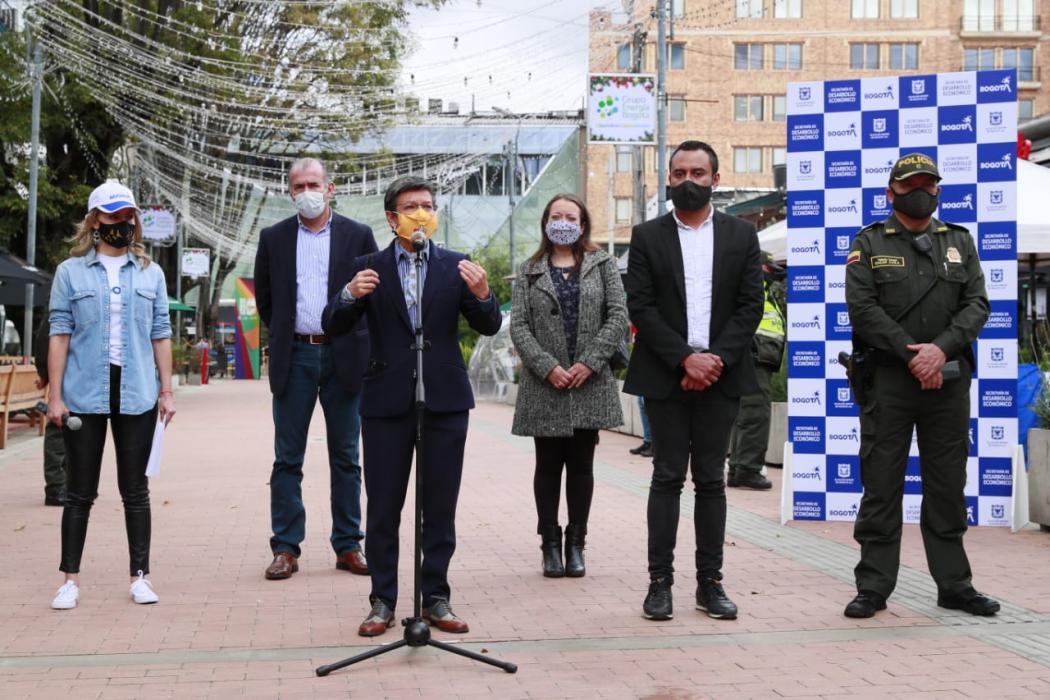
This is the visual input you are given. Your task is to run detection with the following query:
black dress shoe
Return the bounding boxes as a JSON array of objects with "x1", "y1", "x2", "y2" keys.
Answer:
[
  {"x1": 642, "y1": 577, "x2": 673, "y2": 620},
  {"x1": 844, "y1": 591, "x2": 887, "y2": 618},
  {"x1": 629, "y1": 441, "x2": 652, "y2": 456},
  {"x1": 44, "y1": 493, "x2": 65, "y2": 507},
  {"x1": 696, "y1": 579, "x2": 738, "y2": 620},
  {"x1": 937, "y1": 590, "x2": 1000, "y2": 616},
  {"x1": 728, "y1": 472, "x2": 772, "y2": 490}
]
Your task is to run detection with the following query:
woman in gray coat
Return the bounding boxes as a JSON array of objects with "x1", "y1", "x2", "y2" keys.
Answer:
[{"x1": 510, "y1": 193, "x2": 628, "y2": 578}]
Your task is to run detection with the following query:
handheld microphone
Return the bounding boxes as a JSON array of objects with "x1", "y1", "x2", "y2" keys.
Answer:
[
  {"x1": 410, "y1": 229, "x2": 427, "y2": 252},
  {"x1": 36, "y1": 401, "x2": 81, "y2": 430}
]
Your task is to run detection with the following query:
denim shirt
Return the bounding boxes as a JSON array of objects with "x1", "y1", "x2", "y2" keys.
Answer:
[{"x1": 49, "y1": 248, "x2": 171, "y2": 415}]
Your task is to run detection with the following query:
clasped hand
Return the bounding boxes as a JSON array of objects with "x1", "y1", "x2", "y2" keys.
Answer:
[
  {"x1": 906, "y1": 342, "x2": 945, "y2": 391},
  {"x1": 547, "y1": 363, "x2": 594, "y2": 390},
  {"x1": 680, "y1": 352, "x2": 722, "y2": 391}
]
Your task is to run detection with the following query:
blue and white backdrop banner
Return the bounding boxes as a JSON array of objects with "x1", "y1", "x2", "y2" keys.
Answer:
[{"x1": 785, "y1": 70, "x2": 1018, "y2": 527}]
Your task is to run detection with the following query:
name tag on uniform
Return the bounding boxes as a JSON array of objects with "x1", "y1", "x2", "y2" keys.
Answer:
[{"x1": 870, "y1": 255, "x2": 905, "y2": 269}]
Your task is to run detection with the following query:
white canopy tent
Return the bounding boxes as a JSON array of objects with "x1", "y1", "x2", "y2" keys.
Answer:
[{"x1": 759, "y1": 159, "x2": 1050, "y2": 261}]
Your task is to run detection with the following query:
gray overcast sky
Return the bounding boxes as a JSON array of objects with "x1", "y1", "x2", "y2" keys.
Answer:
[{"x1": 401, "y1": 0, "x2": 620, "y2": 115}]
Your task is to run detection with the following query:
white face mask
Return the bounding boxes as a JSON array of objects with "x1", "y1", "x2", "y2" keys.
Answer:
[{"x1": 294, "y1": 190, "x2": 326, "y2": 219}]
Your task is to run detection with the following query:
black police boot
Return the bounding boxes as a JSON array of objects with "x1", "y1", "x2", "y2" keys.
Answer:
[
  {"x1": 564, "y1": 523, "x2": 587, "y2": 578},
  {"x1": 844, "y1": 591, "x2": 887, "y2": 618},
  {"x1": 937, "y1": 589, "x2": 1000, "y2": 616},
  {"x1": 540, "y1": 525, "x2": 564, "y2": 578}
]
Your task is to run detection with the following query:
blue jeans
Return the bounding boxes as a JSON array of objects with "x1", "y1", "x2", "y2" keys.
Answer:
[
  {"x1": 270, "y1": 342, "x2": 363, "y2": 557},
  {"x1": 639, "y1": 396, "x2": 652, "y2": 443}
]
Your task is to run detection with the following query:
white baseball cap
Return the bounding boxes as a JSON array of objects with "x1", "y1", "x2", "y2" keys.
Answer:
[{"x1": 87, "y1": 181, "x2": 139, "y2": 213}]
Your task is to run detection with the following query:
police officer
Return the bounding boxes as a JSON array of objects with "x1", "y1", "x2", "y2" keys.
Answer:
[
  {"x1": 727, "y1": 252, "x2": 785, "y2": 490},
  {"x1": 843, "y1": 153, "x2": 999, "y2": 618}
]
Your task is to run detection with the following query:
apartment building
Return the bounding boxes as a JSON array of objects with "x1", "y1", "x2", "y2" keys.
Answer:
[{"x1": 586, "y1": 0, "x2": 1050, "y2": 245}]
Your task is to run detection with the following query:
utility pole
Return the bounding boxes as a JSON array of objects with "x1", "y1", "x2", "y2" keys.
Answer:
[
  {"x1": 655, "y1": 0, "x2": 668, "y2": 215},
  {"x1": 506, "y1": 135, "x2": 519, "y2": 273},
  {"x1": 631, "y1": 23, "x2": 647, "y2": 227},
  {"x1": 23, "y1": 36, "x2": 42, "y2": 358}
]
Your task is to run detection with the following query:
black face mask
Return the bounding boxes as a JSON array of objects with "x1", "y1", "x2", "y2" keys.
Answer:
[
  {"x1": 666, "y1": 180, "x2": 712, "y2": 212},
  {"x1": 891, "y1": 188, "x2": 938, "y2": 220},
  {"x1": 97, "y1": 220, "x2": 134, "y2": 249}
]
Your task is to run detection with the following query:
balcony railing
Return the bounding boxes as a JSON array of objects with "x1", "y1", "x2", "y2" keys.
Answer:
[{"x1": 961, "y1": 14, "x2": 1041, "y2": 32}]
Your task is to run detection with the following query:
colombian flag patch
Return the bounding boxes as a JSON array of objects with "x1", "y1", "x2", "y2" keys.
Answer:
[{"x1": 846, "y1": 251, "x2": 861, "y2": 266}]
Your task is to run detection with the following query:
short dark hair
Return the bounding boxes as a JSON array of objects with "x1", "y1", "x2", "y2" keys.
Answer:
[
  {"x1": 669, "y1": 140, "x2": 719, "y2": 175},
  {"x1": 384, "y1": 176, "x2": 436, "y2": 212}
]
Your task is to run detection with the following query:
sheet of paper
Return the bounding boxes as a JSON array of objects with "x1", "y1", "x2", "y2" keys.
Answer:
[{"x1": 145, "y1": 421, "x2": 165, "y2": 478}]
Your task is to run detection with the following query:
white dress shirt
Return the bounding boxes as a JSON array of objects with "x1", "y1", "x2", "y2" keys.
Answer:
[
  {"x1": 675, "y1": 207, "x2": 715, "y2": 351},
  {"x1": 294, "y1": 214, "x2": 332, "y2": 335}
]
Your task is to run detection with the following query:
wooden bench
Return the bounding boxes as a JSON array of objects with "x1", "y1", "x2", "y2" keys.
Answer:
[{"x1": 0, "y1": 364, "x2": 45, "y2": 449}]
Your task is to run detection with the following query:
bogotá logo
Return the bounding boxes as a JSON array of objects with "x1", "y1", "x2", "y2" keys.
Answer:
[
  {"x1": 980, "y1": 153, "x2": 1013, "y2": 171},
  {"x1": 980, "y1": 75, "x2": 1013, "y2": 94},
  {"x1": 792, "y1": 467, "x2": 821, "y2": 480},
  {"x1": 829, "y1": 503, "x2": 860, "y2": 518},
  {"x1": 828, "y1": 123, "x2": 857, "y2": 138},
  {"x1": 792, "y1": 315, "x2": 821, "y2": 329},
  {"x1": 799, "y1": 86, "x2": 811, "y2": 101},
  {"x1": 792, "y1": 391, "x2": 822, "y2": 406},
  {"x1": 864, "y1": 84, "x2": 894, "y2": 100},
  {"x1": 828, "y1": 199, "x2": 858, "y2": 214},
  {"x1": 941, "y1": 115, "x2": 973, "y2": 132},
  {"x1": 941, "y1": 193, "x2": 974, "y2": 210}
]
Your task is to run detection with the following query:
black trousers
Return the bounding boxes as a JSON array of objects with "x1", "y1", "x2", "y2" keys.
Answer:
[
  {"x1": 645, "y1": 388, "x2": 739, "y2": 582},
  {"x1": 60, "y1": 364, "x2": 158, "y2": 576},
  {"x1": 362, "y1": 409, "x2": 468, "y2": 610},
  {"x1": 533, "y1": 429, "x2": 598, "y2": 532}
]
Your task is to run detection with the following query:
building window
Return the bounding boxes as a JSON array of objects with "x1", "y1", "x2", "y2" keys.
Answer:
[
  {"x1": 963, "y1": 0, "x2": 995, "y2": 31},
  {"x1": 736, "y1": 0, "x2": 763, "y2": 18},
  {"x1": 890, "y1": 0, "x2": 918, "y2": 18},
  {"x1": 734, "y1": 147, "x2": 763, "y2": 173},
  {"x1": 734, "y1": 95, "x2": 765, "y2": 121},
  {"x1": 615, "y1": 148, "x2": 633, "y2": 172},
  {"x1": 963, "y1": 47, "x2": 995, "y2": 71},
  {"x1": 851, "y1": 0, "x2": 879, "y2": 18},
  {"x1": 669, "y1": 96, "x2": 686, "y2": 122},
  {"x1": 774, "y1": 0, "x2": 802, "y2": 18},
  {"x1": 735, "y1": 43, "x2": 764, "y2": 70},
  {"x1": 672, "y1": 0, "x2": 686, "y2": 18},
  {"x1": 773, "y1": 95, "x2": 787, "y2": 121},
  {"x1": 1019, "y1": 99, "x2": 1034, "y2": 120},
  {"x1": 617, "y1": 44, "x2": 631, "y2": 70},
  {"x1": 615, "y1": 197, "x2": 632, "y2": 224},
  {"x1": 889, "y1": 43, "x2": 918, "y2": 70},
  {"x1": 669, "y1": 43, "x2": 685, "y2": 70},
  {"x1": 1002, "y1": 47, "x2": 1035, "y2": 81},
  {"x1": 1002, "y1": 0, "x2": 1035, "y2": 30},
  {"x1": 773, "y1": 43, "x2": 802, "y2": 70},
  {"x1": 772, "y1": 147, "x2": 787, "y2": 166},
  {"x1": 851, "y1": 43, "x2": 880, "y2": 69}
]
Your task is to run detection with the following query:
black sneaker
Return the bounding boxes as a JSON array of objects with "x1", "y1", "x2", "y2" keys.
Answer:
[
  {"x1": 844, "y1": 591, "x2": 887, "y2": 618},
  {"x1": 937, "y1": 590, "x2": 1000, "y2": 616},
  {"x1": 629, "y1": 441, "x2": 652, "y2": 456},
  {"x1": 642, "y1": 577, "x2": 673, "y2": 620},
  {"x1": 696, "y1": 579, "x2": 738, "y2": 620},
  {"x1": 729, "y1": 472, "x2": 773, "y2": 490}
]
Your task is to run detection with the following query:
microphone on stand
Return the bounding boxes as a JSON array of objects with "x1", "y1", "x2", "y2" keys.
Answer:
[{"x1": 410, "y1": 229, "x2": 427, "y2": 252}]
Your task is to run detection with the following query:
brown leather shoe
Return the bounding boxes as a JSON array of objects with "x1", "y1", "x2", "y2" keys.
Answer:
[
  {"x1": 264, "y1": 552, "x2": 299, "y2": 580},
  {"x1": 335, "y1": 549, "x2": 369, "y2": 575},
  {"x1": 358, "y1": 599, "x2": 395, "y2": 637},
  {"x1": 423, "y1": 599, "x2": 469, "y2": 634}
]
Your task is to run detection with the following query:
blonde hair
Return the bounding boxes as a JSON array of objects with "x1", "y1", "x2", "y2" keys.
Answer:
[{"x1": 70, "y1": 209, "x2": 151, "y2": 266}]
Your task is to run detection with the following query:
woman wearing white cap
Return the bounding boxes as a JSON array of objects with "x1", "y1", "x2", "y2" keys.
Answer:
[{"x1": 47, "y1": 181, "x2": 176, "y2": 610}]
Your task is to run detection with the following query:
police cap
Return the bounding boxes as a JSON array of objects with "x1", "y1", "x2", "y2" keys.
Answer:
[{"x1": 890, "y1": 152, "x2": 941, "y2": 183}]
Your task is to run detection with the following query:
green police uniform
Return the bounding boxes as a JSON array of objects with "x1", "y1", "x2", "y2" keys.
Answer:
[
  {"x1": 844, "y1": 213, "x2": 989, "y2": 600},
  {"x1": 728, "y1": 282, "x2": 784, "y2": 477}
]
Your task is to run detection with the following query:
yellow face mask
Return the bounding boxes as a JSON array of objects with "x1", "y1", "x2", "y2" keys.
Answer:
[{"x1": 393, "y1": 208, "x2": 439, "y2": 240}]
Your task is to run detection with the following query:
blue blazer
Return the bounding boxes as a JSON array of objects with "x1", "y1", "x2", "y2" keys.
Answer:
[
  {"x1": 254, "y1": 212, "x2": 378, "y2": 397},
  {"x1": 322, "y1": 239, "x2": 502, "y2": 418}
]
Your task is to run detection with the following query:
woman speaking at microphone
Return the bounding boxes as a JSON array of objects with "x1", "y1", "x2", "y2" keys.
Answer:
[{"x1": 46, "y1": 182, "x2": 175, "y2": 610}]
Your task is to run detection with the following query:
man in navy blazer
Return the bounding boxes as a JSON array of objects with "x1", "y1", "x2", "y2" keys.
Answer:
[
  {"x1": 323, "y1": 176, "x2": 502, "y2": 638},
  {"x1": 254, "y1": 158, "x2": 378, "y2": 581}
]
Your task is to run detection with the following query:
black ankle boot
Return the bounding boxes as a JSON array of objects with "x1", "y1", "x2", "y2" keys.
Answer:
[
  {"x1": 540, "y1": 525, "x2": 564, "y2": 578},
  {"x1": 564, "y1": 523, "x2": 586, "y2": 577}
]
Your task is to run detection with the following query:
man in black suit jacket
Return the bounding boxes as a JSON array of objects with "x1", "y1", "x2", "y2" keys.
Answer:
[
  {"x1": 254, "y1": 158, "x2": 378, "y2": 581},
  {"x1": 323, "y1": 176, "x2": 501, "y2": 638},
  {"x1": 624, "y1": 141, "x2": 763, "y2": 622}
]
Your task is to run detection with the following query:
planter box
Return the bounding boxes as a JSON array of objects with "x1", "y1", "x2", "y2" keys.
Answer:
[
  {"x1": 767, "y1": 402, "x2": 787, "y2": 466},
  {"x1": 1027, "y1": 428, "x2": 1050, "y2": 529}
]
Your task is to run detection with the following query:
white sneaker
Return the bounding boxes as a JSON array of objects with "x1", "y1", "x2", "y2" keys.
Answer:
[
  {"x1": 130, "y1": 572, "x2": 159, "y2": 604},
  {"x1": 51, "y1": 581, "x2": 79, "y2": 610}
]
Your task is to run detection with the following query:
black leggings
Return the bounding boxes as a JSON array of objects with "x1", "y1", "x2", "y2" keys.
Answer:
[
  {"x1": 60, "y1": 364, "x2": 157, "y2": 576},
  {"x1": 533, "y1": 429, "x2": 598, "y2": 533}
]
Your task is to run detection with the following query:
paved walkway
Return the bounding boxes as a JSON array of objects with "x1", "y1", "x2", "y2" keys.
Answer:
[{"x1": 1, "y1": 379, "x2": 1049, "y2": 699}]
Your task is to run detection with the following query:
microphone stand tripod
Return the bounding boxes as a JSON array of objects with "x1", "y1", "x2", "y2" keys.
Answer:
[{"x1": 317, "y1": 239, "x2": 516, "y2": 677}]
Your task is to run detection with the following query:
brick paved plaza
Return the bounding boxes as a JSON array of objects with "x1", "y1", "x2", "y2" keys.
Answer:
[{"x1": 1, "y1": 380, "x2": 1049, "y2": 699}]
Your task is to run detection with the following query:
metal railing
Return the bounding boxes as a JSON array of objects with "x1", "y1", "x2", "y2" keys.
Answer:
[{"x1": 961, "y1": 14, "x2": 1041, "y2": 32}]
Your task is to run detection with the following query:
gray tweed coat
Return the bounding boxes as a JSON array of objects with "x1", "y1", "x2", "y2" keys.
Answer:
[{"x1": 510, "y1": 249, "x2": 628, "y2": 437}]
